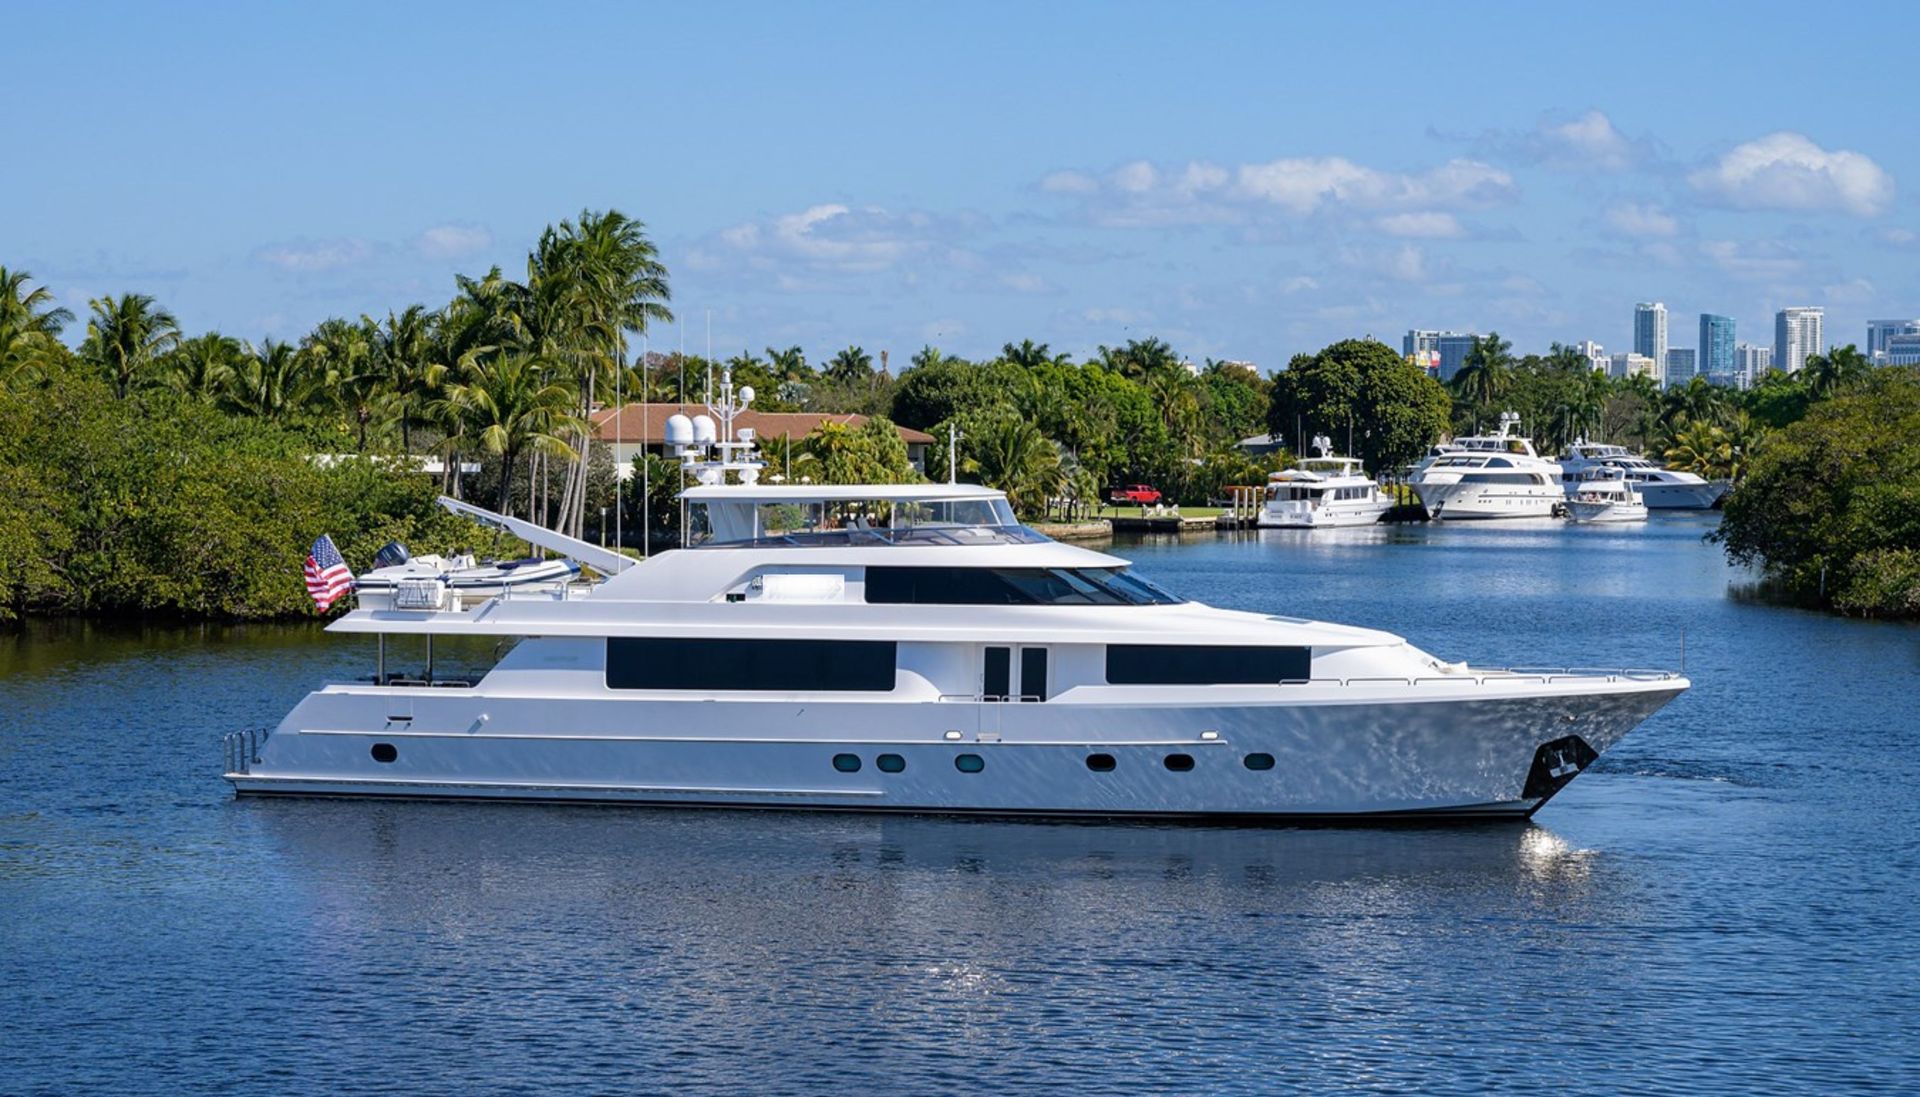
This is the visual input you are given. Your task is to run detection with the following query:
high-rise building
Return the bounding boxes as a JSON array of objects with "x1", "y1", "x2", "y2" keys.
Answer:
[
  {"x1": 1634, "y1": 302, "x2": 1668, "y2": 378},
  {"x1": 1666, "y1": 348, "x2": 1696, "y2": 386},
  {"x1": 1886, "y1": 334, "x2": 1920, "y2": 366},
  {"x1": 1867, "y1": 319, "x2": 1920, "y2": 363},
  {"x1": 1435, "y1": 334, "x2": 1479, "y2": 381},
  {"x1": 1699, "y1": 314, "x2": 1736, "y2": 380},
  {"x1": 1610, "y1": 352, "x2": 1657, "y2": 380},
  {"x1": 1403, "y1": 330, "x2": 1443, "y2": 357},
  {"x1": 1735, "y1": 343, "x2": 1772, "y2": 387},
  {"x1": 1572, "y1": 340, "x2": 1607, "y2": 371},
  {"x1": 1775, "y1": 307, "x2": 1824, "y2": 374}
]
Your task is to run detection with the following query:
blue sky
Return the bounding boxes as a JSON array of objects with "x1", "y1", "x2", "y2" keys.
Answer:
[{"x1": 6, "y1": 1, "x2": 1917, "y2": 371}]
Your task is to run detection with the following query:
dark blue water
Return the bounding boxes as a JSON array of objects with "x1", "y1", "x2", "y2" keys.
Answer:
[{"x1": 4, "y1": 516, "x2": 1918, "y2": 1094}]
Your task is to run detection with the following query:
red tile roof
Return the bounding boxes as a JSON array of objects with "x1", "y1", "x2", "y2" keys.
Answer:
[{"x1": 590, "y1": 403, "x2": 935, "y2": 445}]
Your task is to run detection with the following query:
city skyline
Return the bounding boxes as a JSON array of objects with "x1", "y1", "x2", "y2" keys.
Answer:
[{"x1": 5, "y1": 2, "x2": 1918, "y2": 372}]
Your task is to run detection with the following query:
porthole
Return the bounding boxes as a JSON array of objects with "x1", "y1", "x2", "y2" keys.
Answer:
[
  {"x1": 1243, "y1": 752, "x2": 1276, "y2": 771},
  {"x1": 833, "y1": 753, "x2": 862, "y2": 773},
  {"x1": 1163, "y1": 753, "x2": 1194, "y2": 772},
  {"x1": 955, "y1": 753, "x2": 985, "y2": 773},
  {"x1": 1086, "y1": 753, "x2": 1116, "y2": 772},
  {"x1": 370, "y1": 743, "x2": 398, "y2": 764},
  {"x1": 877, "y1": 753, "x2": 906, "y2": 773}
]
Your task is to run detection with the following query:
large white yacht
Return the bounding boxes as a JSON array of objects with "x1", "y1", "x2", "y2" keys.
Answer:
[
  {"x1": 223, "y1": 375, "x2": 1684, "y2": 820},
  {"x1": 1409, "y1": 413, "x2": 1564, "y2": 520},
  {"x1": 1257, "y1": 436, "x2": 1392, "y2": 529},
  {"x1": 1557, "y1": 440, "x2": 1730, "y2": 510}
]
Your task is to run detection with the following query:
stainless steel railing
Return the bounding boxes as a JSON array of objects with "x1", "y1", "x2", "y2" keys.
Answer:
[{"x1": 222, "y1": 729, "x2": 267, "y2": 776}]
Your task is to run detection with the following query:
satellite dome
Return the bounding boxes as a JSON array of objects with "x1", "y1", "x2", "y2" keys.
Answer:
[
  {"x1": 693, "y1": 415, "x2": 718, "y2": 445},
  {"x1": 664, "y1": 414, "x2": 694, "y2": 447}
]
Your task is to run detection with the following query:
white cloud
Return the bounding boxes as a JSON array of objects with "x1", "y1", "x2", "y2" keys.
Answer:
[
  {"x1": 254, "y1": 238, "x2": 373, "y2": 273},
  {"x1": 703, "y1": 203, "x2": 968, "y2": 274},
  {"x1": 1232, "y1": 157, "x2": 1512, "y2": 213},
  {"x1": 1534, "y1": 110, "x2": 1638, "y2": 171},
  {"x1": 1822, "y1": 277, "x2": 1875, "y2": 303},
  {"x1": 1689, "y1": 132, "x2": 1894, "y2": 216},
  {"x1": 1702, "y1": 239, "x2": 1802, "y2": 281},
  {"x1": 1374, "y1": 212, "x2": 1465, "y2": 238},
  {"x1": 1878, "y1": 227, "x2": 1919, "y2": 249},
  {"x1": 1605, "y1": 203, "x2": 1678, "y2": 238},
  {"x1": 997, "y1": 272, "x2": 1054, "y2": 294},
  {"x1": 415, "y1": 223, "x2": 492, "y2": 260},
  {"x1": 1039, "y1": 170, "x2": 1098, "y2": 195},
  {"x1": 1112, "y1": 161, "x2": 1160, "y2": 194},
  {"x1": 1279, "y1": 275, "x2": 1319, "y2": 294},
  {"x1": 1340, "y1": 243, "x2": 1431, "y2": 283}
]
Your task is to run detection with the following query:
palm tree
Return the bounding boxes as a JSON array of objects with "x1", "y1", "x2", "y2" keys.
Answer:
[
  {"x1": 370, "y1": 305, "x2": 438, "y2": 453},
  {"x1": 1096, "y1": 337, "x2": 1180, "y2": 381},
  {"x1": 304, "y1": 317, "x2": 382, "y2": 450},
  {"x1": 1802, "y1": 345, "x2": 1871, "y2": 400},
  {"x1": 1002, "y1": 339, "x2": 1069, "y2": 369},
  {"x1": 1448, "y1": 332, "x2": 1514, "y2": 432},
  {"x1": 221, "y1": 339, "x2": 309, "y2": 422},
  {"x1": 436, "y1": 353, "x2": 585, "y2": 514},
  {"x1": 81, "y1": 293, "x2": 181, "y2": 397},
  {"x1": 0, "y1": 266, "x2": 73, "y2": 383},
  {"x1": 764, "y1": 345, "x2": 812, "y2": 404},
  {"x1": 965, "y1": 418, "x2": 1064, "y2": 516},
  {"x1": 825, "y1": 346, "x2": 874, "y2": 385},
  {"x1": 1663, "y1": 421, "x2": 1731, "y2": 478},
  {"x1": 165, "y1": 332, "x2": 243, "y2": 400}
]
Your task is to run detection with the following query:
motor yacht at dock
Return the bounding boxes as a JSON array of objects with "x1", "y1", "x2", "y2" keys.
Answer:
[
  {"x1": 1409, "y1": 413, "x2": 1564, "y2": 520},
  {"x1": 1557, "y1": 440, "x2": 1730, "y2": 510},
  {"x1": 224, "y1": 371, "x2": 1685, "y2": 821},
  {"x1": 1565, "y1": 467, "x2": 1648, "y2": 524},
  {"x1": 1257, "y1": 436, "x2": 1392, "y2": 529}
]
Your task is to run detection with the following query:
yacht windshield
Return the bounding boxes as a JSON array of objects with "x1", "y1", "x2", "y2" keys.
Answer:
[
  {"x1": 864, "y1": 566, "x2": 1184, "y2": 605},
  {"x1": 691, "y1": 496, "x2": 1040, "y2": 547}
]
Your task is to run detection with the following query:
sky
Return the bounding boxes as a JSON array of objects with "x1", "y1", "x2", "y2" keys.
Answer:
[{"x1": 5, "y1": 0, "x2": 1918, "y2": 373}]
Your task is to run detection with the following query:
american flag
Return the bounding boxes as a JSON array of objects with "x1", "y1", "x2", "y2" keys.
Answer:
[{"x1": 304, "y1": 534, "x2": 354, "y2": 612}]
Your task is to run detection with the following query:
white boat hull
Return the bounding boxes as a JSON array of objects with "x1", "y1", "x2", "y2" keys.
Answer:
[
  {"x1": 1413, "y1": 481, "x2": 1562, "y2": 520},
  {"x1": 228, "y1": 680, "x2": 1681, "y2": 820},
  {"x1": 1638, "y1": 480, "x2": 1730, "y2": 509},
  {"x1": 1566, "y1": 500, "x2": 1647, "y2": 523},
  {"x1": 1257, "y1": 500, "x2": 1391, "y2": 528}
]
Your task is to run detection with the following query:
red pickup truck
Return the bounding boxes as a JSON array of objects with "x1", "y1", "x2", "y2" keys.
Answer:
[{"x1": 1107, "y1": 483, "x2": 1162, "y2": 506}]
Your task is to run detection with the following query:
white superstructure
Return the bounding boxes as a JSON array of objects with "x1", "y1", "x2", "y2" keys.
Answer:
[
  {"x1": 1258, "y1": 437, "x2": 1392, "y2": 529},
  {"x1": 223, "y1": 373, "x2": 1684, "y2": 821},
  {"x1": 1409, "y1": 413, "x2": 1564, "y2": 520},
  {"x1": 1557, "y1": 440, "x2": 1729, "y2": 510},
  {"x1": 1564, "y1": 467, "x2": 1648, "y2": 524}
]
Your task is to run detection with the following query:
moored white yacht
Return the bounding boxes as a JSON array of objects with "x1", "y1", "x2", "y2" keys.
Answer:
[
  {"x1": 1258, "y1": 436, "x2": 1392, "y2": 529},
  {"x1": 1409, "y1": 413, "x2": 1564, "y2": 520},
  {"x1": 1564, "y1": 467, "x2": 1648, "y2": 524},
  {"x1": 1557, "y1": 440, "x2": 1729, "y2": 510},
  {"x1": 223, "y1": 373, "x2": 1685, "y2": 820}
]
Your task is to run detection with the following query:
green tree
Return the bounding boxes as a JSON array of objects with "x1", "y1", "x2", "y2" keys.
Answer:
[
  {"x1": 163, "y1": 333, "x2": 244, "y2": 400},
  {"x1": 80, "y1": 293, "x2": 181, "y2": 397},
  {"x1": 436, "y1": 353, "x2": 585, "y2": 513},
  {"x1": 1002, "y1": 339, "x2": 1070, "y2": 369},
  {"x1": 1801, "y1": 344, "x2": 1872, "y2": 400},
  {"x1": 964, "y1": 416, "x2": 1063, "y2": 517},
  {"x1": 1447, "y1": 332, "x2": 1514, "y2": 432},
  {"x1": 0, "y1": 267, "x2": 73, "y2": 384},
  {"x1": 1270, "y1": 339, "x2": 1449, "y2": 475},
  {"x1": 824, "y1": 345, "x2": 874, "y2": 385},
  {"x1": 221, "y1": 339, "x2": 310, "y2": 422}
]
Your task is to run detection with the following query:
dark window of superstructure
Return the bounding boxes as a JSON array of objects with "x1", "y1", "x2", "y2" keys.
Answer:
[
  {"x1": 1243, "y1": 753, "x2": 1276, "y2": 771},
  {"x1": 877, "y1": 753, "x2": 906, "y2": 773},
  {"x1": 955, "y1": 753, "x2": 985, "y2": 773},
  {"x1": 1086, "y1": 753, "x2": 1116, "y2": 772},
  {"x1": 370, "y1": 743, "x2": 398, "y2": 763},
  {"x1": 1105, "y1": 645, "x2": 1311, "y2": 685},
  {"x1": 606, "y1": 638, "x2": 896, "y2": 692},
  {"x1": 864, "y1": 567, "x2": 1182, "y2": 606},
  {"x1": 1020, "y1": 647, "x2": 1048, "y2": 702},
  {"x1": 984, "y1": 646, "x2": 1011, "y2": 701},
  {"x1": 1163, "y1": 753, "x2": 1195, "y2": 772},
  {"x1": 833, "y1": 753, "x2": 862, "y2": 773}
]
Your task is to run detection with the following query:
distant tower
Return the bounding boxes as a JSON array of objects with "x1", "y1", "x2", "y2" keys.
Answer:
[
  {"x1": 1774, "y1": 307, "x2": 1824, "y2": 374},
  {"x1": 1699, "y1": 314, "x2": 1735, "y2": 380},
  {"x1": 1866, "y1": 319, "x2": 1920, "y2": 364},
  {"x1": 1634, "y1": 302, "x2": 1668, "y2": 383}
]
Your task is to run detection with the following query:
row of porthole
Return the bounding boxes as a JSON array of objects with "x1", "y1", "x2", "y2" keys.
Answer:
[
  {"x1": 1089, "y1": 752, "x2": 1274, "y2": 772},
  {"x1": 832, "y1": 751, "x2": 1276, "y2": 774}
]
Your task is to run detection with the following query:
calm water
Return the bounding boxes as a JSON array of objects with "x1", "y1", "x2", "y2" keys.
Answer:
[{"x1": 4, "y1": 516, "x2": 1918, "y2": 1094}]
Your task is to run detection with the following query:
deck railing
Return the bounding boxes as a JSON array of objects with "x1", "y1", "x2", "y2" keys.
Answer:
[{"x1": 222, "y1": 728, "x2": 268, "y2": 776}]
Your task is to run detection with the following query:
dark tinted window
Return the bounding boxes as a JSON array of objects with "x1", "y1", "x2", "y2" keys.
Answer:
[
  {"x1": 832, "y1": 753, "x2": 862, "y2": 772},
  {"x1": 370, "y1": 743, "x2": 398, "y2": 764},
  {"x1": 1086, "y1": 753, "x2": 1116, "y2": 772},
  {"x1": 955, "y1": 753, "x2": 985, "y2": 773},
  {"x1": 984, "y1": 647, "x2": 1011, "y2": 701},
  {"x1": 865, "y1": 567, "x2": 1181, "y2": 606},
  {"x1": 1020, "y1": 647, "x2": 1048, "y2": 702},
  {"x1": 607, "y1": 638, "x2": 896, "y2": 691},
  {"x1": 1106, "y1": 645, "x2": 1310, "y2": 685},
  {"x1": 877, "y1": 753, "x2": 906, "y2": 773},
  {"x1": 1163, "y1": 753, "x2": 1195, "y2": 772},
  {"x1": 1243, "y1": 752, "x2": 1276, "y2": 771}
]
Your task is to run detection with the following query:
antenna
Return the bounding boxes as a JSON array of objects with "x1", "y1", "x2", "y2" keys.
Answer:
[
  {"x1": 948, "y1": 422, "x2": 959, "y2": 485},
  {"x1": 641, "y1": 333, "x2": 650, "y2": 557}
]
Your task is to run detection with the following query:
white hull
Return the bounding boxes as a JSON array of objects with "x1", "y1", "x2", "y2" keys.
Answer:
[
  {"x1": 1638, "y1": 480, "x2": 1730, "y2": 509},
  {"x1": 1413, "y1": 482, "x2": 1562, "y2": 520},
  {"x1": 1566, "y1": 500, "x2": 1647, "y2": 523},
  {"x1": 228, "y1": 679, "x2": 1680, "y2": 820},
  {"x1": 1257, "y1": 500, "x2": 1391, "y2": 528}
]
